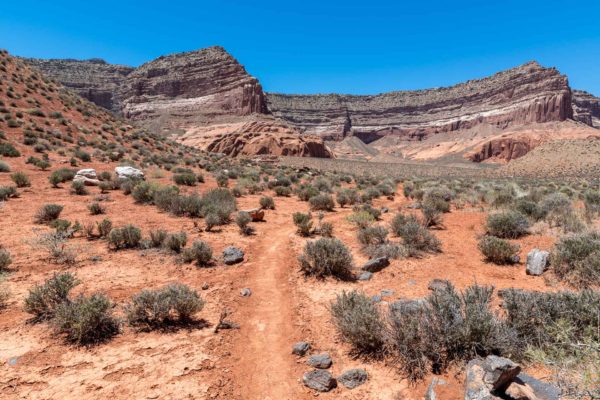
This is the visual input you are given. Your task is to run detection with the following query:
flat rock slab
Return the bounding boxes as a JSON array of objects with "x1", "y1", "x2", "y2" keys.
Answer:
[
  {"x1": 115, "y1": 166, "x2": 144, "y2": 180},
  {"x1": 292, "y1": 341, "x2": 310, "y2": 356},
  {"x1": 307, "y1": 353, "x2": 332, "y2": 369},
  {"x1": 338, "y1": 368, "x2": 368, "y2": 389},
  {"x1": 303, "y1": 370, "x2": 336, "y2": 392},
  {"x1": 223, "y1": 247, "x2": 244, "y2": 265},
  {"x1": 361, "y1": 257, "x2": 390, "y2": 272}
]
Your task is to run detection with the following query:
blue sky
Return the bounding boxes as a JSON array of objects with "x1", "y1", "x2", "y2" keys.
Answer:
[{"x1": 2, "y1": 0, "x2": 599, "y2": 95}]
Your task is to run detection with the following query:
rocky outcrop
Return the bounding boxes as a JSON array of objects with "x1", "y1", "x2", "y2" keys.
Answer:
[
  {"x1": 23, "y1": 58, "x2": 133, "y2": 112},
  {"x1": 178, "y1": 118, "x2": 332, "y2": 158},
  {"x1": 266, "y1": 62, "x2": 573, "y2": 141},
  {"x1": 573, "y1": 89, "x2": 600, "y2": 128}
]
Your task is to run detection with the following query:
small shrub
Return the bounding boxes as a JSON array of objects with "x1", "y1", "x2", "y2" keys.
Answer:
[
  {"x1": 235, "y1": 212, "x2": 253, "y2": 235},
  {"x1": 347, "y1": 210, "x2": 375, "y2": 229},
  {"x1": 70, "y1": 180, "x2": 88, "y2": 195},
  {"x1": 88, "y1": 202, "x2": 105, "y2": 215},
  {"x1": 486, "y1": 211, "x2": 529, "y2": 239},
  {"x1": 164, "y1": 232, "x2": 187, "y2": 253},
  {"x1": 0, "y1": 161, "x2": 10, "y2": 172},
  {"x1": 108, "y1": 225, "x2": 142, "y2": 250},
  {"x1": 390, "y1": 213, "x2": 441, "y2": 255},
  {"x1": 293, "y1": 212, "x2": 313, "y2": 236},
  {"x1": 319, "y1": 222, "x2": 334, "y2": 237},
  {"x1": 0, "y1": 249, "x2": 12, "y2": 271},
  {"x1": 0, "y1": 185, "x2": 17, "y2": 201},
  {"x1": 182, "y1": 240, "x2": 213, "y2": 266},
  {"x1": 11, "y1": 172, "x2": 30, "y2": 188},
  {"x1": 309, "y1": 194, "x2": 335, "y2": 211},
  {"x1": 53, "y1": 294, "x2": 119, "y2": 344},
  {"x1": 173, "y1": 173, "x2": 197, "y2": 186},
  {"x1": 96, "y1": 218, "x2": 112, "y2": 238},
  {"x1": 330, "y1": 290, "x2": 385, "y2": 354},
  {"x1": 259, "y1": 196, "x2": 275, "y2": 210},
  {"x1": 357, "y1": 225, "x2": 388, "y2": 246},
  {"x1": 299, "y1": 237, "x2": 353, "y2": 279},
  {"x1": 34, "y1": 204, "x2": 63, "y2": 224},
  {"x1": 126, "y1": 283, "x2": 204, "y2": 330},
  {"x1": 0, "y1": 143, "x2": 20, "y2": 157},
  {"x1": 478, "y1": 235, "x2": 520, "y2": 265},
  {"x1": 24, "y1": 272, "x2": 79, "y2": 320},
  {"x1": 149, "y1": 229, "x2": 167, "y2": 248},
  {"x1": 274, "y1": 186, "x2": 291, "y2": 197},
  {"x1": 48, "y1": 168, "x2": 75, "y2": 187},
  {"x1": 551, "y1": 231, "x2": 600, "y2": 288}
]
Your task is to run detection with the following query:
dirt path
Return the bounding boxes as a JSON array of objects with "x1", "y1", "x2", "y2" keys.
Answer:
[{"x1": 229, "y1": 210, "x2": 306, "y2": 399}]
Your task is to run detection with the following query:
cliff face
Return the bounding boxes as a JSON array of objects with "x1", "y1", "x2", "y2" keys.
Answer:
[
  {"x1": 266, "y1": 62, "x2": 574, "y2": 141},
  {"x1": 572, "y1": 89, "x2": 600, "y2": 128},
  {"x1": 22, "y1": 58, "x2": 133, "y2": 112}
]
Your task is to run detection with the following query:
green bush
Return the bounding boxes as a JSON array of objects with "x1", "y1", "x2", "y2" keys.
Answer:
[
  {"x1": 486, "y1": 210, "x2": 529, "y2": 239},
  {"x1": 347, "y1": 210, "x2": 375, "y2": 229},
  {"x1": 24, "y1": 272, "x2": 79, "y2": 320},
  {"x1": 390, "y1": 213, "x2": 441, "y2": 255},
  {"x1": 274, "y1": 186, "x2": 292, "y2": 197},
  {"x1": 173, "y1": 173, "x2": 197, "y2": 186},
  {"x1": 108, "y1": 225, "x2": 142, "y2": 250},
  {"x1": 357, "y1": 225, "x2": 388, "y2": 246},
  {"x1": 478, "y1": 235, "x2": 520, "y2": 265},
  {"x1": 331, "y1": 290, "x2": 385, "y2": 354},
  {"x1": 235, "y1": 212, "x2": 253, "y2": 235},
  {"x1": 551, "y1": 231, "x2": 600, "y2": 288},
  {"x1": 149, "y1": 229, "x2": 167, "y2": 248},
  {"x1": 53, "y1": 294, "x2": 119, "y2": 344},
  {"x1": 0, "y1": 248, "x2": 12, "y2": 271},
  {"x1": 0, "y1": 161, "x2": 10, "y2": 172},
  {"x1": 259, "y1": 196, "x2": 275, "y2": 210},
  {"x1": 0, "y1": 185, "x2": 17, "y2": 201},
  {"x1": 70, "y1": 180, "x2": 88, "y2": 195},
  {"x1": 126, "y1": 283, "x2": 204, "y2": 330},
  {"x1": 182, "y1": 240, "x2": 213, "y2": 266},
  {"x1": 97, "y1": 218, "x2": 112, "y2": 238},
  {"x1": 11, "y1": 172, "x2": 30, "y2": 188},
  {"x1": 164, "y1": 232, "x2": 187, "y2": 253},
  {"x1": 48, "y1": 168, "x2": 75, "y2": 187},
  {"x1": 88, "y1": 202, "x2": 105, "y2": 215},
  {"x1": 298, "y1": 237, "x2": 353, "y2": 279},
  {"x1": 309, "y1": 194, "x2": 335, "y2": 211},
  {"x1": 34, "y1": 204, "x2": 63, "y2": 224},
  {"x1": 0, "y1": 143, "x2": 20, "y2": 157},
  {"x1": 293, "y1": 212, "x2": 313, "y2": 236}
]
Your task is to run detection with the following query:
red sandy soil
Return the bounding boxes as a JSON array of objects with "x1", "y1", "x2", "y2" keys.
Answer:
[{"x1": 0, "y1": 157, "x2": 564, "y2": 399}]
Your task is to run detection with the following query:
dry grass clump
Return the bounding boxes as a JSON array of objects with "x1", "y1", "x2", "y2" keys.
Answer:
[{"x1": 478, "y1": 235, "x2": 520, "y2": 265}]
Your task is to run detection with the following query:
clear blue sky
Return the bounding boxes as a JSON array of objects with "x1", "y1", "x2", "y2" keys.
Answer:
[{"x1": 2, "y1": 0, "x2": 599, "y2": 95}]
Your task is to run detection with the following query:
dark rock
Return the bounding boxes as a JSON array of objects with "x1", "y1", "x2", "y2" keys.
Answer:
[
  {"x1": 514, "y1": 373, "x2": 561, "y2": 400},
  {"x1": 361, "y1": 257, "x2": 390, "y2": 273},
  {"x1": 465, "y1": 355, "x2": 522, "y2": 400},
  {"x1": 358, "y1": 271, "x2": 373, "y2": 281},
  {"x1": 337, "y1": 368, "x2": 368, "y2": 389},
  {"x1": 526, "y1": 249, "x2": 550, "y2": 276},
  {"x1": 223, "y1": 247, "x2": 244, "y2": 265},
  {"x1": 307, "y1": 353, "x2": 332, "y2": 369},
  {"x1": 201, "y1": 282, "x2": 209, "y2": 290},
  {"x1": 303, "y1": 369, "x2": 336, "y2": 392},
  {"x1": 292, "y1": 341, "x2": 310, "y2": 356}
]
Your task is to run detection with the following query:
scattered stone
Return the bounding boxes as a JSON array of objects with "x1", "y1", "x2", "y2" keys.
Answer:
[
  {"x1": 223, "y1": 247, "x2": 244, "y2": 265},
  {"x1": 371, "y1": 294, "x2": 382, "y2": 303},
  {"x1": 428, "y1": 278, "x2": 450, "y2": 291},
  {"x1": 74, "y1": 168, "x2": 101, "y2": 186},
  {"x1": 380, "y1": 289, "x2": 395, "y2": 297},
  {"x1": 512, "y1": 254, "x2": 521, "y2": 264},
  {"x1": 240, "y1": 288, "x2": 252, "y2": 297},
  {"x1": 337, "y1": 368, "x2": 368, "y2": 389},
  {"x1": 381, "y1": 207, "x2": 389, "y2": 213},
  {"x1": 465, "y1": 355, "x2": 522, "y2": 400},
  {"x1": 389, "y1": 298, "x2": 425, "y2": 313},
  {"x1": 357, "y1": 271, "x2": 373, "y2": 281},
  {"x1": 243, "y1": 208, "x2": 264, "y2": 222},
  {"x1": 303, "y1": 369, "x2": 336, "y2": 392},
  {"x1": 513, "y1": 373, "x2": 561, "y2": 400},
  {"x1": 307, "y1": 353, "x2": 332, "y2": 369},
  {"x1": 89, "y1": 255, "x2": 102, "y2": 262},
  {"x1": 292, "y1": 341, "x2": 310, "y2": 356},
  {"x1": 361, "y1": 256, "x2": 390, "y2": 272},
  {"x1": 425, "y1": 377, "x2": 447, "y2": 400},
  {"x1": 201, "y1": 282, "x2": 209, "y2": 290},
  {"x1": 115, "y1": 166, "x2": 145, "y2": 180},
  {"x1": 407, "y1": 202, "x2": 421, "y2": 209},
  {"x1": 526, "y1": 249, "x2": 550, "y2": 276}
]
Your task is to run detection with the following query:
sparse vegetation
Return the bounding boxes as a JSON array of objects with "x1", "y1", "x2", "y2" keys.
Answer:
[
  {"x1": 34, "y1": 203, "x2": 63, "y2": 224},
  {"x1": 11, "y1": 171, "x2": 30, "y2": 187},
  {"x1": 298, "y1": 237, "x2": 354, "y2": 279},
  {"x1": 107, "y1": 225, "x2": 142, "y2": 250},
  {"x1": 486, "y1": 210, "x2": 529, "y2": 239},
  {"x1": 478, "y1": 235, "x2": 520, "y2": 264}
]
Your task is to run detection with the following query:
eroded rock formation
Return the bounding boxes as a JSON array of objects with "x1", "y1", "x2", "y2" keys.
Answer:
[
  {"x1": 266, "y1": 62, "x2": 574, "y2": 141},
  {"x1": 573, "y1": 89, "x2": 600, "y2": 128}
]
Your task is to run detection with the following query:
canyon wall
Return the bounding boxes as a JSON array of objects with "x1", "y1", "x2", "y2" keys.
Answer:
[{"x1": 573, "y1": 89, "x2": 600, "y2": 128}]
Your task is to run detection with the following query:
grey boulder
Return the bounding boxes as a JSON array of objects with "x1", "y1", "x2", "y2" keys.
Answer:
[
  {"x1": 361, "y1": 257, "x2": 390, "y2": 272},
  {"x1": 464, "y1": 355, "x2": 521, "y2": 400},
  {"x1": 337, "y1": 368, "x2": 368, "y2": 389},
  {"x1": 223, "y1": 247, "x2": 244, "y2": 265},
  {"x1": 74, "y1": 168, "x2": 100, "y2": 186},
  {"x1": 307, "y1": 353, "x2": 332, "y2": 369},
  {"x1": 428, "y1": 278, "x2": 450, "y2": 291},
  {"x1": 292, "y1": 341, "x2": 310, "y2": 356},
  {"x1": 303, "y1": 369, "x2": 336, "y2": 392},
  {"x1": 526, "y1": 249, "x2": 550, "y2": 276},
  {"x1": 358, "y1": 271, "x2": 373, "y2": 281},
  {"x1": 115, "y1": 166, "x2": 144, "y2": 180}
]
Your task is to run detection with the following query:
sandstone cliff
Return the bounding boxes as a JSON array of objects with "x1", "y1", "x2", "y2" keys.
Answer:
[
  {"x1": 573, "y1": 89, "x2": 600, "y2": 128},
  {"x1": 266, "y1": 62, "x2": 574, "y2": 141},
  {"x1": 23, "y1": 57, "x2": 133, "y2": 112}
]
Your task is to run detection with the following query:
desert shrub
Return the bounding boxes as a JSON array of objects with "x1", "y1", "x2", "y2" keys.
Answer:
[
  {"x1": 347, "y1": 210, "x2": 375, "y2": 229},
  {"x1": 0, "y1": 249, "x2": 12, "y2": 271},
  {"x1": 182, "y1": 240, "x2": 213, "y2": 266},
  {"x1": 539, "y1": 193, "x2": 571, "y2": 220},
  {"x1": 30, "y1": 231, "x2": 77, "y2": 264},
  {"x1": 390, "y1": 213, "x2": 441, "y2": 255},
  {"x1": 273, "y1": 186, "x2": 292, "y2": 197},
  {"x1": 74, "y1": 149, "x2": 91, "y2": 162},
  {"x1": 0, "y1": 161, "x2": 10, "y2": 172},
  {"x1": 478, "y1": 235, "x2": 520, "y2": 265},
  {"x1": 99, "y1": 171, "x2": 112, "y2": 181},
  {"x1": 0, "y1": 185, "x2": 17, "y2": 201},
  {"x1": 204, "y1": 213, "x2": 220, "y2": 231},
  {"x1": 364, "y1": 242, "x2": 407, "y2": 259},
  {"x1": 486, "y1": 210, "x2": 529, "y2": 239},
  {"x1": 296, "y1": 185, "x2": 319, "y2": 201},
  {"x1": 107, "y1": 225, "x2": 142, "y2": 250},
  {"x1": 200, "y1": 188, "x2": 236, "y2": 224},
  {"x1": 318, "y1": 221, "x2": 334, "y2": 237},
  {"x1": 164, "y1": 232, "x2": 187, "y2": 253},
  {"x1": 11, "y1": 172, "x2": 30, "y2": 188},
  {"x1": 53, "y1": 294, "x2": 119, "y2": 344},
  {"x1": 152, "y1": 185, "x2": 180, "y2": 210},
  {"x1": 235, "y1": 211, "x2": 253, "y2": 235},
  {"x1": 34, "y1": 203, "x2": 63, "y2": 223},
  {"x1": 259, "y1": 195, "x2": 275, "y2": 210},
  {"x1": 70, "y1": 180, "x2": 88, "y2": 195},
  {"x1": 215, "y1": 172, "x2": 229, "y2": 187},
  {"x1": 357, "y1": 225, "x2": 388, "y2": 246},
  {"x1": 125, "y1": 283, "x2": 204, "y2": 330},
  {"x1": 88, "y1": 202, "x2": 105, "y2": 215},
  {"x1": 298, "y1": 237, "x2": 353, "y2": 279},
  {"x1": 293, "y1": 212, "x2": 313, "y2": 236},
  {"x1": 583, "y1": 190, "x2": 600, "y2": 220},
  {"x1": 514, "y1": 199, "x2": 541, "y2": 220},
  {"x1": 24, "y1": 272, "x2": 79, "y2": 320},
  {"x1": 309, "y1": 194, "x2": 335, "y2": 211},
  {"x1": 551, "y1": 231, "x2": 600, "y2": 288},
  {"x1": 330, "y1": 290, "x2": 385, "y2": 354},
  {"x1": 96, "y1": 218, "x2": 112, "y2": 238},
  {"x1": 421, "y1": 197, "x2": 446, "y2": 227},
  {"x1": 173, "y1": 173, "x2": 197, "y2": 186},
  {"x1": 48, "y1": 168, "x2": 75, "y2": 187},
  {"x1": 149, "y1": 229, "x2": 167, "y2": 248},
  {"x1": 0, "y1": 143, "x2": 20, "y2": 157},
  {"x1": 357, "y1": 204, "x2": 382, "y2": 220},
  {"x1": 132, "y1": 181, "x2": 159, "y2": 204}
]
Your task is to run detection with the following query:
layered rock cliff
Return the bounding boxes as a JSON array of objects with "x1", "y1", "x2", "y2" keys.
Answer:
[
  {"x1": 22, "y1": 57, "x2": 133, "y2": 112},
  {"x1": 573, "y1": 89, "x2": 600, "y2": 128},
  {"x1": 266, "y1": 62, "x2": 574, "y2": 141}
]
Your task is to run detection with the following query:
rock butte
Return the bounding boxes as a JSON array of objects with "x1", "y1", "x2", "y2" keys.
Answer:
[{"x1": 23, "y1": 47, "x2": 600, "y2": 161}]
